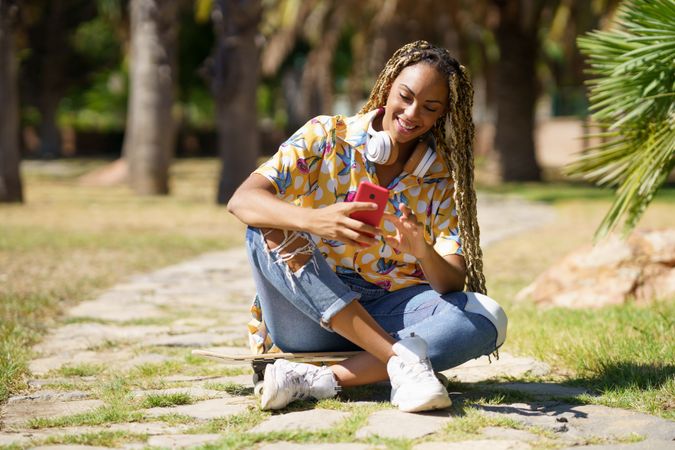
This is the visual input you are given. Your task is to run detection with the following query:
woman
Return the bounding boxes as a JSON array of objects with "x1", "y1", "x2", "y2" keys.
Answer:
[{"x1": 227, "y1": 40, "x2": 507, "y2": 413}]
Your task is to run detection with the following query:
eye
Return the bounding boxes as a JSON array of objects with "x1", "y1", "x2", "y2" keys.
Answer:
[
  {"x1": 399, "y1": 93, "x2": 412, "y2": 102},
  {"x1": 425, "y1": 106, "x2": 438, "y2": 113}
]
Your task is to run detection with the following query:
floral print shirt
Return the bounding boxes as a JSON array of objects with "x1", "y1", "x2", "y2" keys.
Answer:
[{"x1": 255, "y1": 109, "x2": 462, "y2": 289}]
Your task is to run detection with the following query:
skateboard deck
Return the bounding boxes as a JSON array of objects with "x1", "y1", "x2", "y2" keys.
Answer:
[
  {"x1": 191, "y1": 349, "x2": 362, "y2": 365},
  {"x1": 191, "y1": 349, "x2": 363, "y2": 395}
]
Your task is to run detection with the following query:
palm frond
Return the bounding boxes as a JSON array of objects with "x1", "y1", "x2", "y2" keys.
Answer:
[{"x1": 568, "y1": 0, "x2": 675, "y2": 239}]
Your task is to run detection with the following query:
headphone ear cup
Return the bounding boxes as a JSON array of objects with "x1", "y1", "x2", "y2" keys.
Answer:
[{"x1": 366, "y1": 131, "x2": 397, "y2": 165}]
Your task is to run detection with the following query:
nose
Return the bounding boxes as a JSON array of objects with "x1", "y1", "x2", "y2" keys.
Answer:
[{"x1": 404, "y1": 101, "x2": 420, "y2": 120}]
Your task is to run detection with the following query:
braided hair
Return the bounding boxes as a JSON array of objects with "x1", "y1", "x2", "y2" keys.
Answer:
[{"x1": 359, "y1": 40, "x2": 487, "y2": 294}]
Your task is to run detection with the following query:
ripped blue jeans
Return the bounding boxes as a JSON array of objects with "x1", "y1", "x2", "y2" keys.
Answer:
[{"x1": 245, "y1": 226, "x2": 505, "y2": 371}]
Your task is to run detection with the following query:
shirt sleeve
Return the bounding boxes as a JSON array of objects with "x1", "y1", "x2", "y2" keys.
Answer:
[
  {"x1": 432, "y1": 184, "x2": 463, "y2": 256},
  {"x1": 253, "y1": 117, "x2": 329, "y2": 202}
]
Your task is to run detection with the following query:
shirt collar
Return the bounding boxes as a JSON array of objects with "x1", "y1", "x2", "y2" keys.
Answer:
[
  {"x1": 339, "y1": 108, "x2": 382, "y2": 151},
  {"x1": 338, "y1": 109, "x2": 451, "y2": 183}
]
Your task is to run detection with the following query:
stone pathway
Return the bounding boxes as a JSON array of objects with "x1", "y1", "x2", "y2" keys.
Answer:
[{"x1": 1, "y1": 198, "x2": 673, "y2": 449}]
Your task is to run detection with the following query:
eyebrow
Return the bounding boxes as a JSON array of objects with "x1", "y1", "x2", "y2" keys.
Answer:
[{"x1": 400, "y1": 84, "x2": 444, "y2": 105}]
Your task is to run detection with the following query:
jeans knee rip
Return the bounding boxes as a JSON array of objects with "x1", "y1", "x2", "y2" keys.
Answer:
[{"x1": 260, "y1": 229, "x2": 319, "y2": 290}]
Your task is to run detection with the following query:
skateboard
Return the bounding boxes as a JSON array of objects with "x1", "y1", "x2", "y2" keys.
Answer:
[{"x1": 191, "y1": 349, "x2": 363, "y2": 395}]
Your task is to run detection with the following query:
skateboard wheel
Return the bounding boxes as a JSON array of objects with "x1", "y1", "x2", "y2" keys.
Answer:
[{"x1": 254, "y1": 381, "x2": 264, "y2": 397}]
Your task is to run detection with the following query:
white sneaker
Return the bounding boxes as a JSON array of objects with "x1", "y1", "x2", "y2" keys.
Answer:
[
  {"x1": 387, "y1": 335, "x2": 451, "y2": 412},
  {"x1": 260, "y1": 359, "x2": 339, "y2": 410}
]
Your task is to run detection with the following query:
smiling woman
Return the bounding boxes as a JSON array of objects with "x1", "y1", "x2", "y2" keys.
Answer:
[{"x1": 226, "y1": 40, "x2": 506, "y2": 413}]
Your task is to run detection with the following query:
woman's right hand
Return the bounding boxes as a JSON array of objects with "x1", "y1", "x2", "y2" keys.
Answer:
[{"x1": 305, "y1": 202, "x2": 381, "y2": 247}]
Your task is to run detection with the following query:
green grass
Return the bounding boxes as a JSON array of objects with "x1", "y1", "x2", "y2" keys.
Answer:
[
  {"x1": 57, "y1": 363, "x2": 106, "y2": 377},
  {"x1": 36, "y1": 431, "x2": 146, "y2": 448},
  {"x1": 483, "y1": 195, "x2": 675, "y2": 418},
  {"x1": 0, "y1": 158, "x2": 245, "y2": 402},
  {"x1": 141, "y1": 392, "x2": 195, "y2": 408}
]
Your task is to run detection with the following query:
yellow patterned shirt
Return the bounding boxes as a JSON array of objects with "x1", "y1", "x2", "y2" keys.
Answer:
[
  {"x1": 248, "y1": 110, "x2": 462, "y2": 354},
  {"x1": 247, "y1": 109, "x2": 462, "y2": 353},
  {"x1": 256, "y1": 108, "x2": 463, "y2": 286}
]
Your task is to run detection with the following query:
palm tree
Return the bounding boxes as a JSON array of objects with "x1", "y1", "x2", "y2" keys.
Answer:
[
  {"x1": 0, "y1": 0, "x2": 22, "y2": 203},
  {"x1": 568, "y1": 0, "x2": 675, "y2": 238},
  {"x1": 122, "y1": 0, "x2": 179, "y2": 195},
  {"x1": 209, "y1": 0, "x2": 262, "y2": 204}
]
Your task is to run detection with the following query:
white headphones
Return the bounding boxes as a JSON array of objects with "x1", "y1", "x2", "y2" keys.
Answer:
[{"x1": 366, "y1": 115, "x2": 436, "y2": 178}]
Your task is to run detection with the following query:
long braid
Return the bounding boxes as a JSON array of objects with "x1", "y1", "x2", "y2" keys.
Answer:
[{"x1": 360, "y1": 41, "x2": 487, "y2": 294}]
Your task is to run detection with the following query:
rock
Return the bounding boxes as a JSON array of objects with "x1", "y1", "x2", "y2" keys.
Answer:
[
  {"x1": 250, "y1": 409, "x2": 350, "y2": 433},
  {"x1": 518, "y1": 229, "x2": 675, "y2": 308},
  {"x1": 442, "y1": 352, "x2": 550, "y2": 383},
  {"x1": 414, "y1": 440, "x2": 528, "y2": 450},
  {"x1": 355, "y1": 410, "x2": 452, "y2": 439},
  {"x1": 146, "y1": 433, "x2": 221, "y2": 448}
]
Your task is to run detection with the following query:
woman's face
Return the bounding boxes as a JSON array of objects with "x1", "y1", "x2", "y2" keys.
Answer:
[{"x1": 382, "y1": 63, "x2": 448, "y2": 145}]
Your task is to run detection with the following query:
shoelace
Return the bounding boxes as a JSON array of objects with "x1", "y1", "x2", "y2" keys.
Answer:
[{"x1": 399, "y1": 358, "x2": 437, "y2": 382}]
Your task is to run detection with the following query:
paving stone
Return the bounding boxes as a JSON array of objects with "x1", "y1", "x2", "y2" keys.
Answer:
[
  {"x1": 67, "y1": 299, "x2": 166, "y2": 322},
  {"x1": 562, "y1": 441, "x2": 671, "y2": 450},
  {"x1": 414, "y1": 440, "x2": 528, "y2": 450},
  {"x1": 442, "y1": 352, "x2": 550, "y2": 383},
  {"x1": 476, "y1": 402, "x2": 675, "y2": 443},
  {"x1": 103, "y1": 421, "x2": 192, "y2": 435},
  {"x1": 0, "y1": 399, "x2": 104, "y2": 428},
  {"x1": 480, "y1": 426, "x2": 539, "y2": 442},
  {"x1": 143, "y1": 332, "x2": 243, "y2": 348},
  {"x1": 477, "y1": 194, "x2": 556, "y2": 247},
  {"x1": 119, "y1": 353, "x2": 173, "y2": 369},
  {"x1": 0, "y1": 433, "x2": 31, "y2": 446},
  {"x1": 250, "y1": 409, "x2": 350, "y2": 433},
  {"x1": 260, "y1": 443, "x2": 382, "y2": 450},
  {"x1": 146, "y1": 433, "x2": 221, "y2": 448},
  {"x1": 197, "y1": 374, "x2": 255, "y2": 388},
  {"x1": 485, "y1": 382, "x2": 589, "y2": 399},
  {"x1": 34, "y1": 324, "x2": 169, "y2": 355},
  {"x1": 31, "y1": 446, "x2": 112, "y2": 450},
  {"x1": 8, "y1": 390, "x2": 90, "y2": 403},
  {"x1": 143, "y1": 397, "x2": 251, "y2": 420},
  {"x1": 355, "y1": 410, "x2": 452, "y2": 439},
  {"x1": 132, "y1": 386, "x2": 227, "y2": 399},
  {"x1": 30, "y1": 349, "x2": 137, "y2": 375}
]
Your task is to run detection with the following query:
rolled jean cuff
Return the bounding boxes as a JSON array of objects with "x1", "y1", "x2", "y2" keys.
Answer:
[{"x1": 319, "y1": 292, "x2": 360, "y2": 331}]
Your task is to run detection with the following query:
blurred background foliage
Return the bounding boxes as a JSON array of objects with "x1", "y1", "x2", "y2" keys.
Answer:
[{"x1": 12, "y1": 0, "x2": 612, "y2": 150}]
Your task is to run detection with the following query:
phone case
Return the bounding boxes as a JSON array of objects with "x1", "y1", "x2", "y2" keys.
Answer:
[{"x1": 349, "y1": 181, "x2": 389, "y2": 226}]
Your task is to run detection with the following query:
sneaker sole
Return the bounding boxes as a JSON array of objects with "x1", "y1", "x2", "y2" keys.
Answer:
[{"x1": 393, "y1": 392, "x2": 452, "y2": 413}]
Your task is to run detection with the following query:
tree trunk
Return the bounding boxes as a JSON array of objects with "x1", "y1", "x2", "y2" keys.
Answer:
[
  {"x1": 211, "y1": 0, "x2": 261, "y2": 204},
  {"x1": 0, "y1": 0, "x2": 22, "y2": 203},
  {"x1": 493, "y1": 1, "x2": 542, "y2": 181},
  {"x1": 37, "y1": 0, "x2": 66, "y2": 159},
  {"x1": 123, "y1": 0, "x2": 178, "y2": 195}
]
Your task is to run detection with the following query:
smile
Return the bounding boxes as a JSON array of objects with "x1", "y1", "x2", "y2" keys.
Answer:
[{"x1": 396, "y1": 117, "x2": 418, "y2": 133}]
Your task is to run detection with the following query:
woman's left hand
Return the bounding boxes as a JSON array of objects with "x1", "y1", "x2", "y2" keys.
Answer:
[{"x1": 383, "y1": 204, "x2": 432, "y2": 260}]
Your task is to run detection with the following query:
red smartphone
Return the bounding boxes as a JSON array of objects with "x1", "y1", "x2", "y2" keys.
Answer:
[{"x1": 349, "y1": 181, "x2": 389, "y2": 227}]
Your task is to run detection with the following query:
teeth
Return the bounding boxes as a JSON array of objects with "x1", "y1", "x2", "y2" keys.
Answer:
[{"x1": 398, "y1": 118, "x2": 415, "y2": 130}]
